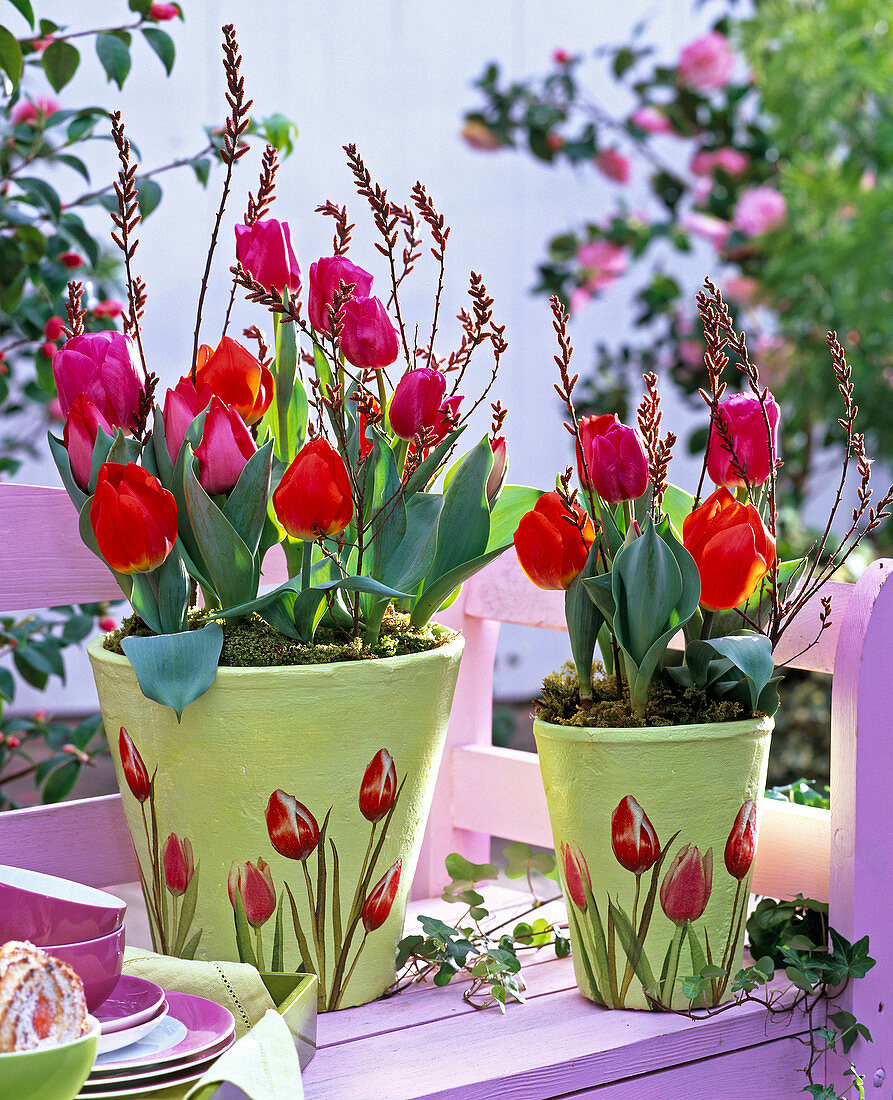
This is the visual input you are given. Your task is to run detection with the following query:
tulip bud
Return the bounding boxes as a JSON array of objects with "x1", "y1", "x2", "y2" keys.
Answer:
[
  {"x1": 162, "y1": 376, "x2": 212, "y2": 464},
  {"x1": 194, "y1": 396, "x2": 257, "y2": 495},
  {"x1": 388, "y1": 368, "x2": 447, "y2": 441},
  {"x1": 577, "y1": 413, "x2": 648, "y2": 503},
  {"x1": 163, "y1": 833, "x2": 195, "y2": 897},
  {"x1": 611, "y1": 795, "x2": 660, "y2": 875},
  {"x1": 339, "y1": 296, "x2": 401, "y2": 370},
  {"x1": 235, "y1": 219, "x2": 302, "y2": 294},
  {"x1": 359, "y1": 749, "x2": 397, "y2": 823},
  {"x1": 682, "y1": 487, "x2": 776, "y2": 611},
  {"x1": 560, "y1": 841, "x2": 591, "y2": 912},
  {"x1": 194, "y1": 336, "x2": 274, "y2": 426},
  {"x1": 90, "y1": 463, "x2": 178, "y2": 575},
  {"x1": 513, "y1": 491, "x2": 595, "y2": 591},
  {"x1": 63, "y1": 393, "x2": 113, "y2": 492},
  {"x1": 118, "y1": 726, "x2": 151, "y2": 803},
  {"x1": 362, "y1": 859, "x2": 402, "y2": 932},
  {"x1": 228, "y1": 858, "x2": 276, "y2": 928},
  {"x1": 272, "y1": 437, "x2": 354, "y2": 542},
  {"x1": 266, "y1": 789, "x2": 320, "y2": 861},
  {"x1": 659, "y1": 844, "x2": 713, "y2": 925},
  {"x1": 308, "y1": 256, "x2": 373, "y2": 333},
  {"x1": 724, "y1": 800, "x2": 757, "y2": 881},
  {"x1": 706, "y1": 392, "x2": 780, "y2": 489},
  {"x1": 486, "y1": 436, "x2": 508, "y2": 503},
  {"x1": 53, "y1": 331, "x2": 144, "y2": 433}
]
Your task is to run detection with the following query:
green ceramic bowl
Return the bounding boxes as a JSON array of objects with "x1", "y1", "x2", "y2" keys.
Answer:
[{"x1": 0, "y1": 1015, "x2": 99, "y2": 1100}]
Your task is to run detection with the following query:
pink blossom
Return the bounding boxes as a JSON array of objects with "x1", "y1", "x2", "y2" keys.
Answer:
[
  {"x1": 46, "y1": 397, "x2": 63, "y2": 422},
  {"x1": 553, "y1": 49, "x2": 571, "y2": 65},
  {"x1": 568, "y1": 286, "x2": 593, "y2": 316},
  {"x1": 576, "y1": 240, "x2": 629, "y2": 291},
  {"x1": 681, "y1": 211, "x2": 730, "y2": 249},
  {"x1": 678, "y1": 32, "x2": 736, "y2": 92},
  {"x1": 693, "y1": 177, "x2": 713, "y2": 205},
  {"x1": 149, "y1": 2, "x2": 179, "y2": 18},
  {"x1": 10, "y1": 96, "x2": 59, "y2": 126},
  {"x1": 545, "y1": 133, "x2": 565, "y2": 152},
  {"x1": 630, "y1": 106, "x2": 674, "y2": 135},
  {"x1": 690, "y1": 150, "x2": 716, "y2": 176},
  {"x1": 595, "y1": 149, "x2": 631, "y2": 184},
  {"x1": 724, "y1": 276, "x2": 760, "y2": 304},
  {"x1": 98, "y1": 617, "x2": 117, "y2": 632},
  {"x1": 733, "y1": 186, "x2": 787, "y2": 236},
  {"x1": 713, "y1": 147, "x2": 749, "y2": 176},
  {"x1": 93, "y1": 300, "x2": 125, "y2": 319},
  {"x1": 679, "y1": 340, "x2": 704, "y2": 370}
]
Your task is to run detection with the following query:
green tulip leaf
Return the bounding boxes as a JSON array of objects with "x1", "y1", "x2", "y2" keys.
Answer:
[
  {"x1": 565, "y1": 542, "x2": 603, "y2": 700},
  {"x1": 705, "y1": 632, "x2": 775, "y2": 711},
  {"x1": 367, "y1": 431, "x2": 407, "y2": 576},
  {"x1": 378, "y1": 492, "x2": 443, "y2": 592},
  {"x1": 661, "y1": 483, "x2": 695, "y2": 536},
  {"x1": 583, "y1": 572, "x2": 616, "y2": 624},
  {"x1": 155, "y1": 543, "x2": 189, "y2": 634},
  {"x1": 403, "y1": 426, "x2": 467, "y2": 497},
  {"x1": 222, "y1": 439, "x2": 273, "y2": 556},
  {"x1": 410, "y1": 543, "x2": 506, "y2": 627},
  {"x1": 485, "y1": 484, "x2": 543, "y2": 553},
  {"x1": 150, "y1": 404, "x2": 175, "y2": 487},
  {"x1": 128, "y1": 573, "x2": 163, "y2": 634},
  {"x1": 121, "y1": 622, "x2": 224, "y2": 720},
  {"x1": 87, "y1": 425, "x2": 118, "y2": 493}
]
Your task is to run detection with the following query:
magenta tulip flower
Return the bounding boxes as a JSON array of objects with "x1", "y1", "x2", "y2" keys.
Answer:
[
  {"x1": 235, "y1": 218, "x2": 301, "y2": 294},
  {"x1": 577, "y1": 413, "x2": 648, "y2": 502},
  {"x1": 339, "y1": 296, "x2": 400, "y2": 370},
  {"x1": 194, "y1": 396, "x2": 257, "y2": 495},
  {"x1": 706, "y1": 392, "x2": 780, "y2": 489},
  {"x1": 63, "y1": 394, "x2": 113, "y2": 492},
  {"x1": 388, "y1": 368, "x2": 447, "y2": 441},
  {"x1": 308, "y1": 256, "x2": 373, "y2": 333},
  {"x1": 162, "y1": 376, "x2": 212, "y2": 463},
  {"x1": 52, "y1": 331, "x2": 144, "y2": 432}
]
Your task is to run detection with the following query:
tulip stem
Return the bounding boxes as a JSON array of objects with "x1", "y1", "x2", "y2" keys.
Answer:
[
  {"x1": 701, "y1": 609, "x2": 715, "y2": 641},
  {"x1": 334, "y1": 934, "x2": 368, "y2": 1011},
  {"x1": 255, "y1": 926, "x2": 264, "y2": 973},
  {"x1": 619, "y1": 874, "x2": 642, "y2": 1006},
  {"x1": 302, "y1": 862, "x2": 322, "y2": 993},
  {"x1": 717, "y1": 878, "x2": 745, "y2": 1001},
  {"x1": 301, "y1": 540, "x2": 313, "y2": 592},
  {"x1": 394, "y1": 437, "x2": 409, "y2": 479},
  {"x1": 376, "y1": 371, "x2": 389, "y2": 429}
]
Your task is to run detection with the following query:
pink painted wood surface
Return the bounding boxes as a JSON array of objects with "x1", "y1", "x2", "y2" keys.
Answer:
[{"x1": 0, "y1": 485, "x2": 120, "y2": 611}]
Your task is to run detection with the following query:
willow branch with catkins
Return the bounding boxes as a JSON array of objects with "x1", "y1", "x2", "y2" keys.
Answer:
[
  {"x1": 62, "y1": 281, "x2": 86, "y2": 339},
  {"x1": 411, "y1": 182, "x2": 449, "y2": 357},
  {"x1": 636, "y1": 372, "x2": 675, "y2": 518},
  {"x1": 108, "y1": 111, "x2": 148, "y2": 380},
  {"x1": 315, "y1": 201, "x2": 354, "y2": 256}
]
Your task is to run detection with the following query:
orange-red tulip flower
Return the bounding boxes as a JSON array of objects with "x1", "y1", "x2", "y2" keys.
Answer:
[
  {"x1": 194, "y1": 336, "x2": 273, "y2": 425},
  {"x1": 90, "y1": 463, "x2": 178, "y2": 575},
  {"x1": 682, "y1": 487, "x2": 775, "y2": 611},
  {"x1": 272, "y1": 437, "x2": 354, "y2": 542},
  {"x1": 513, "y1": 491, "x2": 595, "y2": 591}
]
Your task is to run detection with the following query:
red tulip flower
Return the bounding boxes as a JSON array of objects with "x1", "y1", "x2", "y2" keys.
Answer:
[
  {"x1": 724, "y1": 800, "x2": 757, "y2": 881},
  {"x1": 118, "y1": 726, "x2": 150, "y2": 803},
  {"x1": 194, "y1": 396, "x2": 257, "y2": 495},
  {"x1": 513, "y1": 491, "x2": 595, "y2": 591},
  {"x1": 339, "y1": 296, "x2": 400, "y2": 370},
  {"x1": 611, "y1": 795, "x2": 660, "y2": 875},
  {"x1": 388, "y1": 368, "x2": 447, "y2": 441},
  {"x1": 63, "y1": 394, "x2": 113, "y2": 492},
  {"x1": 706, "y1": 392, "x2": 780, "y2": 489},
  {"x1": 163, "y1": 833, "x2": 195, "y2": 897},
  {"x1": 228, "y1": 858, "x2": 276, "y2": 928},
  {"x1": 272, "y1": 437, "x2": 354, "y2": 542},
  {"x1": 362, "y1": 859, "x2": 402, "y2": 932},
  {"x1": 660, "y1": 844, "x2": 713, "y2": 925},
  {"x1": 52, "y1": 331, "x2": 144, "y2": 433},
  {"x1": 560, "y1": 841, "x2": 591, "y2": 912},
  {"x1": 163, "y1": 375, "x2": 212, "y2": 463},
  {"x1": 486, "y1": 436, "x2": 508, "y2": 503},
  {"x1": 308, "y1": 256, "x2": 373, "y2": 333},
  {"x1": 266, "y1": 789, "x2": 320, "y2": 861},
  {"x1": 194, "y1": 336, "x2": 274, "y2": 426},
  {"x1": 90, "y1": 463, "x2": 178, "y2": 575},
  {"x1": 358, "y1": 397, "x2": 381, "y2": 460},
  {"x1": 359, "y1": 749, "x2": 397, "y2": 823},
  {"x1": 235, "y1": 219, "x2": 302, "y2": 294},
  {"x1": 682, "y1": 487, "x2": 776, "y2": 611},
  {"x1": 577, "y1": 413, "x2": 648, "y2": 503}
]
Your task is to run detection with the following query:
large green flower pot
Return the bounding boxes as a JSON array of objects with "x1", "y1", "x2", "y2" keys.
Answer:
[
  {"x1": 88, "y1": 632, "x2": 464, "y2": 1012},
  {"x1": 534, "y1": 714, "x2": 772, "y2": 1011}
]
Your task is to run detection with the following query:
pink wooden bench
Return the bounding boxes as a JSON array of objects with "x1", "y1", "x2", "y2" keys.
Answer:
[{"x1": 1, "y1": 482, "x2": 891, "y2": 1097}]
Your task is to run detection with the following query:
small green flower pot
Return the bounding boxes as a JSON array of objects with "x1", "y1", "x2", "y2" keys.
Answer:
[
  {"x1": 534, "y1": 714, "x2": 773, "y2": 1011},
  {"x1": 261, "y1": 972, "x2": 317, "y2": 1068},
  {"x1": 89, "y1": 632, "x2": 463, "y2": 1013}
]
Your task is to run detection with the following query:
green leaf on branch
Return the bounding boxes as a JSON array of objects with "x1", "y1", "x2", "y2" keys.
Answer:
[
  {"x1": 141, "y1": 27, "x2": 175, "y2": 74},
  {"x1": 8, "y1": 0, "x2": 35, "y2": 29},
  {"x1": 0, "y1": 27, "x2": 23, "y2": 88},
  {"x1": 42, "y1": 39, "x2": 80, "y2": 91},
  {"x1": 137, "y1": 178, "x2": 162, "y2": 218},
  {"x1": 96, "y1": 32, "x2": 132, "y2": 89},
  {"x1": 121, "y1": 623, "x2": 224, "y2": 720}
]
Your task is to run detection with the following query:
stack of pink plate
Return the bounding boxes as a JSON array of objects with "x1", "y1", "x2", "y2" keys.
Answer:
[{"x1": 76, "y1": 977, "x2": 235, "y2": 1097}]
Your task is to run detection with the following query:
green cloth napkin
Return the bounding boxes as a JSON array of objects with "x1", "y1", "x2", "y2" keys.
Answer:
[{"x1": 117, "y1": 949, "x2": 304, "y2": 1100}]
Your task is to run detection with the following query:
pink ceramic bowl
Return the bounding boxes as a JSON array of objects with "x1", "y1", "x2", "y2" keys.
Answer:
[
  {"x1": 45, "y1": 925, "x2": 125, "y2": 1012},
  {"x1": 0, "y1": 866, "x2": 126, "y2": 945}
]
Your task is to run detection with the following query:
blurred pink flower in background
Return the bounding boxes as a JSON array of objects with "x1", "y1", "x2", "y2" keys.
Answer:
[
  {"x1": 10, "y1": 96, "x2": 59, "y2": 126},
  {"x1": 630, "y1": 106, "x2": 674, "y2": 134},
  {"x1": 677, "y1": 32, "x2": 736, "y2": 92},
  {"x1": 93, "y1": 300, "x2": 125, "y2": 319},
  {"x1": 690, "y1": 148, "x2": 749, "y2": 177},
  {"x1": 461, "y1": 120, "x2": 502, "y2": 151},
  {"x1": 576, "y1": 240, "x2": 629, "y2": 291},
  {"x1": 724, "y1": 275, "x2": 760, "y2": 304},
  {"x1": 595, "y1": 149, "x2": 631, "y2": 184},
  {"x1": 553, "y1": 49, "x2": 571, "y2": 65},
  {"x1": 734, "y1": 186, "x2": 787, "y2": 236},
  {"x1": 678, "y1": 340, "x2": 704, "y2": 371},
  {"x1": 681, "y1": 211, "x2": 730, "y2": 249}
]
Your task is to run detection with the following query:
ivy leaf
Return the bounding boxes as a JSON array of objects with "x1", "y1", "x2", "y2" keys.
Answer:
[
  {"x1": 42, "y1": 39, "x2": 80, "y2": 91},
  {"x1": 96, "y1": 32, "x2": 132, "y2": 89},
  {"x1": 141, "y1": 27, "x2": 175, "y2": 75}
]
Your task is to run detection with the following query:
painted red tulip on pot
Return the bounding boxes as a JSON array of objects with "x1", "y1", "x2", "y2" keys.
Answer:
[
  {"x1": 162, "y1": 376, "x2": 212, "y2": 463},
  {"x1": 611, "y1": 795, "x2": 660, "y2": 875},
  {"x1": 194, "y1": 396, "x2": 257, "y2": 495},
  {"x1": 724, "y1": 800, "x2": 757, "y2": 881},
  {"x1": 63, "y1": 394, "x2": 112, "y2": 492},
  {"x1": 90, "y1": 463, "x2": 178, "y2": 575},
  {"x1": 513, "y1": 491, "x2": 595, "y2": 591},
  {"x1": 308, "y1": 256, "x2": 373, "y2": 333},
  {"x1": 235, "y1": 218, "x2": 302, "y2": 294},
  {"x1": 272, "y1": 437, "x2": 354, "y2": 541},
  {"x1": 339, "y1": 296, "x2": 400, "y2": 370},
  {"x1": 163, "y1": 833, "x2": 195, "y2": 897},
  {"x1": 359, "y1": 749, "x2": 397, "y2": 823},
  {"x1": 52, "y1": 330, "x2": 144, "y2": 432},
  {"x1": 659, "y1": 844, "x2": 713, "y2": 924},
  {"x1": 362, "y1": 859, "x2": 402, "y2": 932},
  {"x1": 560, "y1": 841, "x2": 591, "y2": 912},
  {"x1": 706, "y1": 392, "x2": 780, "y2": 489},
  {"x1": 266, "y1": 789, "x2": 320, "y2": 861},
  {"x1": 577, "y1": 413, "x2": 648, "y2": 503},
  {"x1": 118, "y1": 726, "x2": 150, "y2": 803},
  {"x1": 194, "y1": 336, "x2": 274, "y2": 426},
  {"x1": 228, "y1": 858, "x2": 276, "y2": 928},
  {"x1": 388, "y1": 368, "x2": 447, "y2": 441},
  {"x1": 682, "y1": 487, "x2": 776, "y2": 611}
]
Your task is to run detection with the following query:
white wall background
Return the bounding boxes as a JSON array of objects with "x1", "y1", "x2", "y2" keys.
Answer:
[{"x1": 7, "y1": 0, "x2": 722, "y2": 714}]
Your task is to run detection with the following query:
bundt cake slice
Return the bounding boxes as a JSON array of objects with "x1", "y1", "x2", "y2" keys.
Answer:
[{"x1": 0, "y1": 940, "x2": 89, "y2": 1051}]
